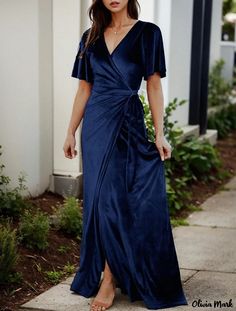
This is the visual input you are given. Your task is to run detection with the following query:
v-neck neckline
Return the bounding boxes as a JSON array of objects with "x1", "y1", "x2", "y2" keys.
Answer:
[{"x1": 102, "y1": 20, "x2": 141, "y2": 57}]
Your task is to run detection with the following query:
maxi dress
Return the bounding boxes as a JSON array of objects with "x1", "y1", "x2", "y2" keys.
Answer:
[{"x1": 69, "y1": 20, "x2": 188, "y2": 310}]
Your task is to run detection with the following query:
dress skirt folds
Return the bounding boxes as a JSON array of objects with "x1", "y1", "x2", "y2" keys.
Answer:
[{"x1": 69, "y1": 20, "x2": 188, "y2": 310}]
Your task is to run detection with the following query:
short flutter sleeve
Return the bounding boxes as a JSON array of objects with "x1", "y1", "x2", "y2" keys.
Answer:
[
  {"x1": 71, "y1": 28, "x2": 94, "y2": 83},
  {"x1": 142, "y1": 23, "x2": 167, "y2": 80}
]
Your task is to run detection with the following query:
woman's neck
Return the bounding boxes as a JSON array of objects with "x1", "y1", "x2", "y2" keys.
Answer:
[{"x1": 109, "y1": 12, "x2": 136, "y2": 28}]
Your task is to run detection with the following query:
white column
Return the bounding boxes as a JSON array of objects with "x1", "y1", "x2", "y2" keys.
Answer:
[{"x1": 53, "y1": 0, "x2": 83, "y2": 177}]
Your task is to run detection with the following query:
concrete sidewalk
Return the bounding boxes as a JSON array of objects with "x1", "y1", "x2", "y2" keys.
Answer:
[{"x1": 20, "y1": 176, "x2": 236, "y2": 311}]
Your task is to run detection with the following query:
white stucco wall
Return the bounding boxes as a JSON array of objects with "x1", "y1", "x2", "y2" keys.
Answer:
[
  {"x1": 210, "y1": 0, "x2": 223, "y2": 67},
  {"x1": 0, "y1": 0, "x2": 53, "y2": 196},
  {"x1": 138, "y1": 0, "x2": 155, "y2": 21},
  {"x1": 220, "y1": 42, "x2": 236, "y2": 82}
]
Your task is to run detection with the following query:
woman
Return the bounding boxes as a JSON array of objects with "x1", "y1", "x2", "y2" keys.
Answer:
[{"x1": 63, "y1": 0, "x2": 188, "y2": 310}]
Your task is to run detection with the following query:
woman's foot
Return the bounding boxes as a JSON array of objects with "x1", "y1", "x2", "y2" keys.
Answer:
[{"x1": 90, "y1": 278, "x2": 116, "y2": 311}]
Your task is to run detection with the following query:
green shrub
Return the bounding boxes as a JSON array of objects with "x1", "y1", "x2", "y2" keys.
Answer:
[
  {"x1": 141, "y1": 95, "x2": 186, "y2": 144},
  {"x1": 18, "y1": 209, "x2": 50, "y2": 250},
  {"x1": 56, "y1": 196, "x2": 82, "y2": 237},
  {"x1": 44, "y1": 263, "x2": 75, "y2": 285},
  {"x1": 0, "y1": 145, "x2": 31, "y2": 218},
  {"x1": 207, "y1": 58, "x2": 236, "y2": 138},
  {"x1": 0, "y1": 222, "x2": 19, "y2": 284},
  {"x1": 222, "y1": 0, "x2": 236, "y2": 41},
  {"x1": 227, "y1": 104, "x2": 236, "y2": 128},
  {"x1": 208, "y1": 104, "x2": 236, "y2": 138},
  {"x1": 163, "y1": 98, "x2": 186, "y2": 144},
  {"x1": 172, "y1": 135, "x2": 221, "y2": 180},
  {"x1": 208, "y1": 59, "x2": 231, "y2": 107},
  {"x1": 0, "y1": 191, "x2": 32, "y2": 219},
  {"x1": 44, "y1": 270, "x2": 64, "y2": 285},
  {"x1": 165, "y1": 175, "x2": 190, "y2": 213},
  {"x1": 63, "y1": 262, "x2": 76, "y2": 274},
  {"x1": 57, "y1": 245, "x2": 71, "y2": 254}
]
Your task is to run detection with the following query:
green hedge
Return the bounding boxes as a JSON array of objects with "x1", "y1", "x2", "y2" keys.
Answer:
[{"x1": 208, "y1": 104, "x2": 236, "y2": 139}]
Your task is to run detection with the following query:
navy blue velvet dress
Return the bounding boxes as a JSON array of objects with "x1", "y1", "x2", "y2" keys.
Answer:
[{"x1": 70, "y1": 20, "x2": 188, "y2": 310}]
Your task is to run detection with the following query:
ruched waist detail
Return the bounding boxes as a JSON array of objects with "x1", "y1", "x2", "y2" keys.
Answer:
[{"x1": 91, "y1": 88, "x2": 139, "y2": 97}]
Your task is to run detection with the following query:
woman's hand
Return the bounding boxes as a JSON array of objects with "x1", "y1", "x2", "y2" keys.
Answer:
[
  {"x1": 155, "y1": 135, "x2": 172, "y2": 161},
  {"x1": 63, "y1": 134, "x2": 78, "y2": 159}
]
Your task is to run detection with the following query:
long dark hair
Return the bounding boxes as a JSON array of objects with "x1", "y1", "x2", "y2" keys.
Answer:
[{"x1": 80, "y1": 0, "x2": 140, "y2": 55}]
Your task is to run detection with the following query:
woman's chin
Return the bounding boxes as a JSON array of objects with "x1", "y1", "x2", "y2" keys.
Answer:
[{"x1": 109, "y1": 8, "x2": 122, "y2": 13}]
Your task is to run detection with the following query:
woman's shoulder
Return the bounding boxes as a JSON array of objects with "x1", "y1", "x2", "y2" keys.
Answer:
[
  {"x1": 81, "y1": 27, "x2": 91, "y2": 40},
  {"x1": 78, "y1": 27, "x2": 92, "y2": 47},
  {"x1": 141, "y1": 20, "x2": 162, "y2": 34}
]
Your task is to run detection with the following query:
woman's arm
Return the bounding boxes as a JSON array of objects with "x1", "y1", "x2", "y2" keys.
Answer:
[
  {"x1": 146, "y1": 73, "x2": 172, "y2": 161},
  {"x1": 63, "y1": 80, "x2": 92, "y2": 159}
]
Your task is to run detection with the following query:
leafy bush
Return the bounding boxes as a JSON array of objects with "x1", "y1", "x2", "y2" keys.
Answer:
[
  {"x1": 172, "y1": 135, "x2": 221, "y2": 180},
  {"x1": 57, "y1": 244, "x2": 71, "y2": 254},
  {"x1": 0, "y1": 145, "x2": 32, "y2": 218},
  {"x1": 0, "y1": 222, "x2": 19, "y2": 284},
  {"x1": 0, "y1": 190, "x2": 31, "y2": 219},
  {"x1": 56, "y1": 196, "x2": 83, "y2": 237},
  {"x1": 141, "y1": 95, "x2": 186, "y2": 145},
  {"x1": 18, "y1": 209, "x2": 50, "y2": 250},
  {"x1": 207, "y1": 58, "x2": 236, "y2": 138},
  {"x1": 222, "y1": 0, "x2": 236, "y2": 41},
  {"x1": 44, "y1": 262, "x2": 75, "y2": 285},
  {"x1": 165, "y1": 175, "x2": 190, "y2": 213},
  {"x1": 208, "y1": 104, "x2": 236, "y2": 138},
  {"x1": 63, "y1": 262, "x2": 76, "y2": 274},
  {"x1": 44, "y1": 270, "x2": 64, "y2": 285},
  {"x1": 208, "y1": 59, "x2": 231, "y2": 107}
]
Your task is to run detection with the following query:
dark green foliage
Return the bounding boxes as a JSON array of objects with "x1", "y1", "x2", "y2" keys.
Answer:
[
  {"x1": 44, "y1": 270, "x2": 64, "y2": 285},
  {"x1": 0, "y1": 191, "x2": 32, "y2": 219},
  {"x1": 18, "y1": 209, "x2": 50, "y2": 250},
  {"x1": 163, "y1": 98, "x2": 187, "y2": 141},
  {"x1": 165, "y1": 175, "x2": 191, "y2": 213},
  {"x1": 223, "y1": 0, "x2": 236, "y2": 16},
  {"x1": 222, "y1": 0, "x2": 236, "y2": 41},
  {"x1": 208, "y1": 104, "x2": 236, "y2": 138},
  {"x1": 44, "y1": 262, "x2": 76, "y2": 285},
  {"x1": 0, "y1": 145, "x2": 32, "y2": 218},
  {"x1": 207, "y1": 58, "x2": 236, "y2": 138},
  {"x1": 208, "y1": 59, "x2": 231, "y2": 108},
  {"x1": 172, "y1": 135, "x2": 221, "y2": 178},
  {"x1": 0, "y1": 222, "x2": 19, "y2": 284},
  {"x1": 56, "y1": 196, "x2": 83, "y2": 237},
  {"x1": 222, "y1": 22, "x2": 235, "y2": 41}
]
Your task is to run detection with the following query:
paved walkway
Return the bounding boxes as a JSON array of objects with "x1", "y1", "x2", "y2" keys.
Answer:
[{"x1": 20, "y1": 176, "x2": 236, "y2": 311}]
